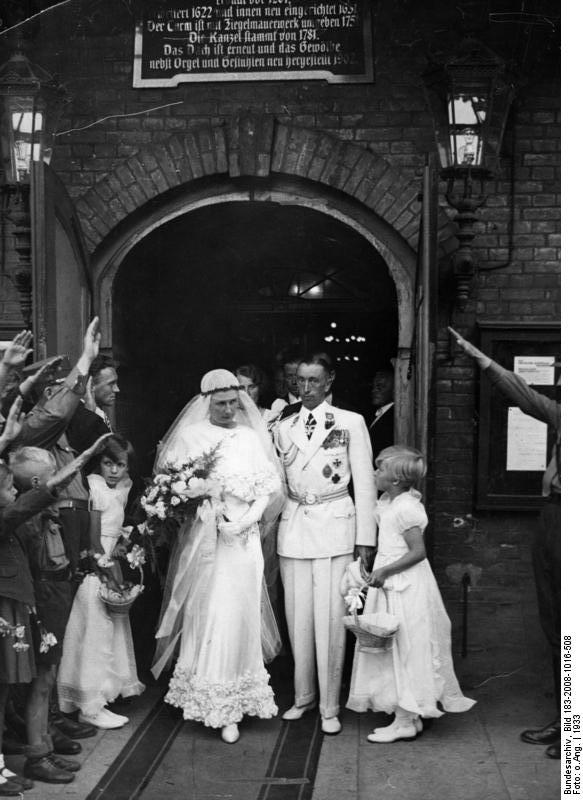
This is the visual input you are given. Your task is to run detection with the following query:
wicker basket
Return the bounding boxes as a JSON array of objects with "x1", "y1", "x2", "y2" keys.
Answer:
[
  {"x1": 98, "y1": 583, "x2": 143, "y2": 617},
  {"x1": 343, "y1": 591, "x2": 399, "y2": 653}
]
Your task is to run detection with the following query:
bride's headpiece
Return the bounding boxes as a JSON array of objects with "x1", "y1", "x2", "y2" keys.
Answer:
[{"x1": 200, "y1": 369, "x2": 242, "y2": 396}]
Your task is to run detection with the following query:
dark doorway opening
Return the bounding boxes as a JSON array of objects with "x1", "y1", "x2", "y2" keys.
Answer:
[{"x1": 113, "y1": 201, "x2": 398, "y2": 474}]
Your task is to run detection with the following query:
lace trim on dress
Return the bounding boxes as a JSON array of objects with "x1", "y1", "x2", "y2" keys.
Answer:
[
  {"x1": 165, "y1": 666, "x2": 278, "y2": 727},
  {"x1": 215, "y1": 470, "x2": 280, "y2": 503}
]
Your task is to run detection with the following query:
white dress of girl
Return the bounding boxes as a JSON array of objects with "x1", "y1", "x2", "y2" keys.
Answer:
[
  {"x1": 347, "y1": 489, "x2": 475, "y2": 718},
  {"x1": 158, "y1": 420, "x2": 280, "y2": 728},
  {"x1": 57, "y1": 474, "x2": 145, "y2": 715}
]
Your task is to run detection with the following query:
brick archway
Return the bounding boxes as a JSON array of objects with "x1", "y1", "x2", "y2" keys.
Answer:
[{"x1": 76, "y1": 113, "x2": 455, "y2": 257}]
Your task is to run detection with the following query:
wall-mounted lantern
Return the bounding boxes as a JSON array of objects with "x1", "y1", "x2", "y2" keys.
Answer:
[
  {"x1": 0, "y1": 38, "x2": 65, "y2": 328},
  {"x1": 423, "y1": 38, "x2": 515, "y2": 309}
]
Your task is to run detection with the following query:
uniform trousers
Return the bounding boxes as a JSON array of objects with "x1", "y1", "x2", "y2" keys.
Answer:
[
  {"x1": 534, "y1": 499, "x2": 561, "y2": 708},
  {"x1": 280, "y1": 553, "x2": 352, "y2": 719}
]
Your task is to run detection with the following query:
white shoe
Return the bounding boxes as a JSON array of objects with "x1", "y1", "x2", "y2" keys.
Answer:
[
  {"x1": 367, "y1": 721, "x2": 417, "y2": 743},
  {"x1": 79, "y1": 710, "x2": 126, "y2": 729},
  {"x1": 221, "y1": 724, "x2": 239, "y2": 743},
  {"x1": 374, "y1": 716, "x2": 423, "y2": 734},
  {"x1": 103, "y1": 708, "x2": 129, "y2": 725},
  {"x1": 282, "y1": 703, "x2": 316, "y2": 721},
  {"x1": 321, "y1": 716, "x2": 342, "y2": 735}
]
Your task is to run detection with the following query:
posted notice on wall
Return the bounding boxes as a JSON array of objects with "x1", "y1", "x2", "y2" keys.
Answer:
[
  {"x1": 513, "y1": 355, "x2": 555, "y2": 385},
  {"x1": 506, "y1": 406, "x2": 548, "y2": 472},
  {"x1": 133, "y1": 0, "x2": 373, "y2": 86}
]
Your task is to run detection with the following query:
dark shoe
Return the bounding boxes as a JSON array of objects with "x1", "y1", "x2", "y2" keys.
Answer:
[
  {"x1": 546, "y1": 742, "x2": 560, "y2": 759},
  {"x1": 49, "y1": 726, "x2": 82, "y2": 755},
  {"x1": 0, "y1": 777, "x2": 24, "y2": 796},
  {"x1": 48, "y1": 754, "x2": 81, "y2": 773},
  {"x1": 50, "y1": 712, "x2": 97, "y2": 739},
  {"x1": 23, "y1": 756, "x2": 74, "y2": 784},
  {"x1": 520, "y1": 720, "x2": 560, "y2": 745},
  {"x1": 0, "y1": 767, "x2": 34, "y2": 791}
]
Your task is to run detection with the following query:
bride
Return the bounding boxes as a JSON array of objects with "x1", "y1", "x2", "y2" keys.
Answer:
[{"x1": 151, "y1": 369, "x2": 283, "y2": 743}]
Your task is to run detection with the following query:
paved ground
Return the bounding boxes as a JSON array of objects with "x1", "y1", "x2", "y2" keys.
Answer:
[
  {"x1": 6, "y1": 570, "x2": 561, "y2": 799},
  {"x1": 6, "y1": 646, "x2": 559, "y2": 800}
]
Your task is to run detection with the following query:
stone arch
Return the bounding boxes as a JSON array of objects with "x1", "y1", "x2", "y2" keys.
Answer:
[{"x1": 76, "y1": 113, "x2": 456, "y2": 257}]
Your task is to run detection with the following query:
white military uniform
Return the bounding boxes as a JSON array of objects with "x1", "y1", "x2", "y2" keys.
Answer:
[{"x1": 274, "y1": 401, "x2": 376, "y2": 718}]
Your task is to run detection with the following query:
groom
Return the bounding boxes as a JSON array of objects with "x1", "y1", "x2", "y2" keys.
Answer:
[{"x1": 274, "y1": 354, "x2": 377, "y2": 734}]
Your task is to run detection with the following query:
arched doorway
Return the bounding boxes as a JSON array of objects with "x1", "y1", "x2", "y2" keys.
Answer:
[{"x1": 112, "y1": 200, "x2": 399, "y2": 473}]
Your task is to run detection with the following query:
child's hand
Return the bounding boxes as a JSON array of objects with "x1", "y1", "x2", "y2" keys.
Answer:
[
  {"x1": 0, "y1": 395, "x2": 25, "y2": 444},
  {"x1": 367, "y1": 566, "x2": 391, "y2": 588},
  {"x1": 1, "y1": 330, "x2": 33, "y2": 368}
]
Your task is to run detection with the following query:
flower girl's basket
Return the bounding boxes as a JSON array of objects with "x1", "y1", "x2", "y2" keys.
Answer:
[
  {"x1": 342, "y1": 578, "x2": 399, "y2": 654},
  {"x1": 99, "y1": 581, "x2": 143, "y2": 616}
]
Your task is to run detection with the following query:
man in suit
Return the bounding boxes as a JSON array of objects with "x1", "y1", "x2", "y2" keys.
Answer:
[
  {"x1": 270, "y1": 352, "x2": 301, "y2": 417},
  {"x1": 369, "y1": 367, "x2": 395, "y2": 459},
  {"x1": 273, "y1": 354, "x2": 377, "y2": 735},
  {"x1": 66, "y1": 355, "x2": 118, "y2": 454}
]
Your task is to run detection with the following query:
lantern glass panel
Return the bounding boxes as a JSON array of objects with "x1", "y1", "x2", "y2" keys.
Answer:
[{"x1": 448, "y1": 93, "x2": 486, "y2": 167}]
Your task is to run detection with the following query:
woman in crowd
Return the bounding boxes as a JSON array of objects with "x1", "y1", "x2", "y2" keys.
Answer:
[{"x1": 152, "y1": 370, "x2": 282, "y2": 744}]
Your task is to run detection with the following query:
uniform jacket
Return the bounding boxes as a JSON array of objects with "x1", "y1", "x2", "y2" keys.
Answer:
[
  {"x1": 0, "y1": 487, "x2": 57, "y2": 606},
  {"x1": 12, "y1": 367, "x2": 89, "y2": 501},
  {"x1": 274, "y1": 402, "x2": 376, "y2": 559}
]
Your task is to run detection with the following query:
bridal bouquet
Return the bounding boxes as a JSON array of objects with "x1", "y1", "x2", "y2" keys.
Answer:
[{"x1": 140, "y1": 443, "x2": 222, "y2": 541}]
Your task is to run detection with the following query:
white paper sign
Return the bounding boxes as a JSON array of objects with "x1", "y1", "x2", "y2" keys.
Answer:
[
  {"x1": 514, "y1": 356, "x2": 555, "y2": 385},
  {"x1": 506, "y1": 407, "x2": 548, "y2": 471}
]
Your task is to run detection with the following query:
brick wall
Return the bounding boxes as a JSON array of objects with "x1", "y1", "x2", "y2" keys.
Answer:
[{"x1": 0, "y1": 2, "x2": 560, "y2": 664}]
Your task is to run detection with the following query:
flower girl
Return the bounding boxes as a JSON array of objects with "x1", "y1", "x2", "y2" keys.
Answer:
[
  {"x1": 57, "y1": 435, "x2": 144, "y2": 729},
  {"x1": 346, "y1": 446, "x2": 475, "y2": 742}
]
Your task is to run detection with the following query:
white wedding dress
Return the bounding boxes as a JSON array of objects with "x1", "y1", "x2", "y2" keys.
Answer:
[{"x1": 158, "y1": 420, "x2": 280, "y2": 727}]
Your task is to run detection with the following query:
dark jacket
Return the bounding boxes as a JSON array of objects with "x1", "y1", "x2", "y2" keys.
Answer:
[
  {"x1": 368, "y1": 405, "x2": 395, "y2": 460},
  {"x1": 66, "y1": 403, "x2": 110, "y2": 456},
  {"x1": 0, "y1": 488, "x2": 57, "y2": 605}
]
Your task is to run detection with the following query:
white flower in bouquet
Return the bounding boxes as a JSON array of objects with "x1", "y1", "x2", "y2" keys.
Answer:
[
  {"x1": 127, "y1": 544, "x2": 146, "y2": 570},
  {"x1": 14, "y1": 625, "x2": 26, "y2": 640},
  {"x1": 170, "y1": 495, "x2": 181, "y2": 506},
  {"x1": 154, "y1": 500, "x2": 167, "y2": 519},
  {"x1": 171, "y1": 479, "x2": 188, "y2": 497},
  {"x1": 40, "y1": 631, "x2": 57, "y2": 653},
  {"x1": 183, "y1": 476, "x2": 208, "y2": 498}
]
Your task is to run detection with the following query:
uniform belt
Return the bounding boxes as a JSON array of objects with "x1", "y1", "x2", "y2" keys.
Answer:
[
  {"x1": 36, "y1": 567, "x2": 71, "y2": 582},
  {"x1": 55, "y1": 499, "x2": 89, "y2": 511},
  {"x1": 288, "y1": 488, "x2": 349, "y2": 506}
]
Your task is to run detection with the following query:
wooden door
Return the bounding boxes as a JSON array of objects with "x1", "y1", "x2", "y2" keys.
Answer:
[{"x1": 30, "y1": 163, "x2": 91, "y2": 360}]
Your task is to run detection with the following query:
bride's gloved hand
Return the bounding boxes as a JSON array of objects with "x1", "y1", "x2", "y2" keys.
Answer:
[{"x1": 218, "y1": 519, "x2": 246, "y2": 537}]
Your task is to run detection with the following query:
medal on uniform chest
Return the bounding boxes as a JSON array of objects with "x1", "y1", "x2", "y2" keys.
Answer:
[
  {"x1": 322, "y1": 464, "x2": 333, "y2": 479},
  {"x1": 331, "y1": 474, "x2": 341, "y2": 484}
]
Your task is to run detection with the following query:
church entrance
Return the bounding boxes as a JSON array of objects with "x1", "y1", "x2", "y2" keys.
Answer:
[{"x1": 111, "y1": 200, "x2": 399, "y2": 473}]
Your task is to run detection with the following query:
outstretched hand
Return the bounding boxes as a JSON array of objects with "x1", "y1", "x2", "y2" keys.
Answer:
[
  {"x1": 47, "y1": 432, "x2": 112, "y2": 490},
  {"x1": 447, "y1": 327, "x2": 491, "y2": 369},
  {"x1": 1, "y1": 330, "x2": 33, "y2": 368},
  {"x1": 82, "y1": 317, "x2": 101, "y2": 362},
  {"x1": 84, "y1": 376, "x2": 97, "y2": 412},
  {"x1": 1, "y1": 395, "x2": 25, "y2": 439}
]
